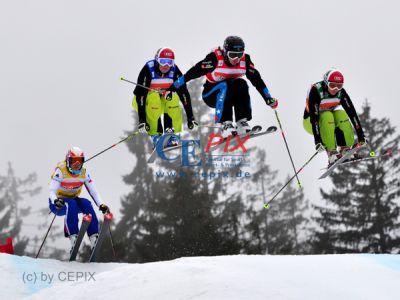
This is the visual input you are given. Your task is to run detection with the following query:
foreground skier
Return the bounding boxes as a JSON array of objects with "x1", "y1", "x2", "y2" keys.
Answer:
[
  {"x1": 303, "y1": 68, "x2": 367, "y2": 166},
  {"x1": 167, "y1": 36, "x2": 278, "y2": 137},
  {"x1": 132, "y1": 47, "x2": 197, "y2": 148},
  {"x1": 48, "y1": 146, "x2": 111, "y2": 254}
]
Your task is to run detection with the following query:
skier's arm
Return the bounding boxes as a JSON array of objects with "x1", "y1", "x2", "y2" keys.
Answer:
[
  {"x1": 174, "y1": 65, "x2": 194, "y2": 120},
  {"x1": 133, "y1": 65, "x2": 152, "y2": 123},
  {"x1": 340, "y1": 89, "x2": 365, "y2": 141},
  {"x1": 49, "y1": 168, "x2": 62, "y2": 202},
  {"x1": 308, "y1": 86, "x2": 323, "y2": 145},
  {"x1": 84, "y1": 173, "x2": 104, "y2": 207},
  {"x1": 245, "y1": 54, "x2": 277, "y2": 107},
  {"x1": 169, "y1": 52, "x2": 218, "y2": 90}
]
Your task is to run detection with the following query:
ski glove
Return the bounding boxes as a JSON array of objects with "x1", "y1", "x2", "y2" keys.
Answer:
[
  {"x1": 138, "y1": 122, "x2": 149, "y2": 134},
  {"x1": 358, "y1": 136, "x2": 368, "y2": 146},
  {"x1": 162, "y1": 90, "x2": 173, "y2": 101},
  {"x1": 265, "y1": 97, "x2": 278, "y2": 109},
  {"x1": 99, "y1": 204, "x2": 110, "y2": 214},
  {"x1": 315, "y1": 142, "x2": 326, "y2": 153},
  {"x1": 54, "y1": 198, "x2": 65, "y2": 209},
  {"x1": 187, "y1": 118, "x2": 199, "y2": 130}
]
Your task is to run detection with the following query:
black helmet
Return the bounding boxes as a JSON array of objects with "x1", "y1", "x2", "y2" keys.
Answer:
[
  {"x1": 223, "y1": 36, "x2": 245, "y2": 52},
  {"x1": 223, "y1": 36, "x2": 245, "y2": 65}
]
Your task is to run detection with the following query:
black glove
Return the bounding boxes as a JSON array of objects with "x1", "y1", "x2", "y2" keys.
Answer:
[
  {"x1": 265, "y1": 97, "x2": 278, "y2": 109},
  {"x1": 358, "y1": 136, "x2": 368, "y2": 146},
  {"x1": 99, "y1": 204, "x2": 110, "y2": 214},
  {"x1": 187, "y1": 118, "x2": 198, "y2": 130},
  {"x1": 138, "y1": 122, "x2": 149, "y2": 134},
  {"x1": 315, "y1": 142, "x2": 325, "y2": 153},
  {"x1": 162, "y1": 90, "x2": 173, "y2": 101},
  {"x1": 54, "y1": 198, "x2": 65, "y2": 209}
]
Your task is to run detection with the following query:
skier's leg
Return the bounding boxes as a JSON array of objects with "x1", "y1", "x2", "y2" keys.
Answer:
[
  {"x1": 231, "y1": 78, "x2": 252, "y2": 122},
  {"x1": 303, "y1": 113, "x2": 336, "y2": 150},
  {"x1": 333, "y1": 109, "x2": 355, "y2": 147},
  {"x1": 142, "y1": 92, "x2": 163, "y2": 135},
  {"x1": 318, "y1": 111, "x2": 336, "y2": 151},
  {"x1": 202, "y1": 81, "x2": 230, "y2": 123},
  {"x1": 164, "y1": 93, "x2": 182, "y2": 133},
  {"x1": 63, "y1": 198, "x2": 79, "y2": 237},
  {"x1": 76, "y1": 197, "x2": 99, "y2": 237}
]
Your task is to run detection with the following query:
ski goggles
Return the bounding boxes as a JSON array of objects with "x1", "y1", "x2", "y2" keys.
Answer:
[
  {"x1": 327, "y1": 82, "x2": 344, "y2": 90},
  {"x1": 68, "y1": 157, "x2": 84, "y2": 170},
  {"x1": 157, "y1": 58, "x2": 174, "y2": 67},
  {"x1": 227, "y1": 51, "x2": 244, "y2": 60}
]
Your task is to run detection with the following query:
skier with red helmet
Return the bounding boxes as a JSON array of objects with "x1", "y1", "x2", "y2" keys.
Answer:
[
  {"x1": 48, "y1": 146, "x2": 111, "y2": 254},
  {"x1": 132, "y1": 47, "x2": 197, "y2": 148},
  {"x1": 303, "y1": 68, "x2": 367, "y2": 166},
  {"x1": 167, "y1": 36, "x2": 278, "y2": 137}
]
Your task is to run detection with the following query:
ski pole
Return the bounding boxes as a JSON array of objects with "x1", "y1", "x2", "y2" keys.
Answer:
[
  {"x1": 120, "y1": 77, "x2": 162, "y2": 94},
  {"x1": 264, "y1": 150, "x2": 319, "y2": 209},
  {"x1": 35, "y1": 214, "x2": 56, "y2": 258},
  {"x1": 85, "y1": 131, "x2": 139, "y2": 164},
  {"x1": 109, "y1": 227, "x2": 117, "y2": 261},
  {"x1": 274, "y1": 109, "x2": 302, "y2": 187}
]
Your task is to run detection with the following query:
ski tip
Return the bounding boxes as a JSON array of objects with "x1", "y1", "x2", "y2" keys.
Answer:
[
  {"x1": 263, "y1": 203, "x2": 269, "y2": 209},
  {"x1": 268, "y1": 126, "x2": 278, "y2": 132},
  {"x1": 120, "y1": 77, "x2": 124, "y2": 81}
]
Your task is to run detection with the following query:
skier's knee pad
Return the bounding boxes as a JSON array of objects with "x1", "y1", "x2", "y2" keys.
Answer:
[
  {"x1": 333, "y1": 110, "x2": 354, "y2": 147},
  {"x1": 164, "y1": 94, "x2": 182, "y2": 132},
  {"x1": 319, "y1": 111, "x2": 336, "y2": 151}
]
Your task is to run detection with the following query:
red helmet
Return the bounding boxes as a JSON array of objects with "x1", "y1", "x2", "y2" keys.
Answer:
[
  {"x1": 324, "y1": 69, "x2": 344, "y2": 91},
  {"x1": 66, "y1": 146, "x2": 84, "y2": 175},
  {"x1": 155, "y1": 47, "x2": 175, "y2": 67}
]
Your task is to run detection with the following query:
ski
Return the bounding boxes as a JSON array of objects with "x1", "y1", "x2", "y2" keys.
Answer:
[
  {"x1": 89, "y1": 212, "x2": 113, "y2": 263},
  {"x1": 69, "y1": 214, "x2": 92, "y2": 262},
  {"x1": 207, "y1": 125, "x2": 277, "y2": 153},
  {"x1": 319, "y1": 144, "x2": 366, "y2": 179}
]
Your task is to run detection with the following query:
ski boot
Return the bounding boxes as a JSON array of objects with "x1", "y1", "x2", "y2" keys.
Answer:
[
  {"x1": 236, "y1": 118, "x2": 252, "y2": 135},
  {"x1": 327, "y1": 149, "x2": 342, "y2": 168},
  {"x1": 150, "y1": 133, "x2": 162, "y2": 149},
  {"x1": 164, "y1": 127, "x2": 180, "y2": 148},
  {"x1": 89, "y1": 233, "x2": 99, "y2": 251},
  {"x1": 69, "y1": 234, "x2": 78, "y2": 254},
  {"x1": 221, "y1": 121, "x2": 237, "y2": 138},
  {"x1": 340, "y1": 146, "x2": 362, "y2": 162}
]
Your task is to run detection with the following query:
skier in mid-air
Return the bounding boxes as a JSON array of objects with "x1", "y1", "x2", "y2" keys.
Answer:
[
  {"x1": 132, "y1": 47, "x2": 197, "y2": 148},
  {"x1": 303, "y1": 68, "x2": 367, "y2": 166},
  {"x1": 48, "y1": 146, "x2": 110, "y2": 254},
  {"x1": 167, "y1": 36, "x2": 278, "y2": 138}
]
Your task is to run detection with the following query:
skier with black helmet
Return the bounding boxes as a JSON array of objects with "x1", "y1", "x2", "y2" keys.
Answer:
[
  {"x1": 132, "y1": 47, "x2": 197, "y2": 148},
  {"x1": 167, "y1": 36, "x2": 278, "y2": 137},
  {"x1": 303, "y1": 68, "x2": 367, "y2": 166}
]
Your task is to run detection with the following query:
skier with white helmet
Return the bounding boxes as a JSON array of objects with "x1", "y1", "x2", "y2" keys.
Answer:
[
  {"x1": 132, "y1": 47, "x2": 197, "y2": 148},
  {"x1": 303, "y1": 68, "x2": 367, "y2": 166},
  {"x1": 167, "y1": 36, "x2": 278, "y2": 137},
  {"x1": 48, "y1": 147, "x2": 110, "y2": 254}
]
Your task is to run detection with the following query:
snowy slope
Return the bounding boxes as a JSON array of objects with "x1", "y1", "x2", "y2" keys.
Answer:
[{"x1": 1, "y1": 253, "x2": 399, "y2": 300}]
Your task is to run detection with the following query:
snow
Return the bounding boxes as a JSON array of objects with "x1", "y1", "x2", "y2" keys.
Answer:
[{"x1": 1, "y1": 253, "x2": 399, "y2": 300}]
